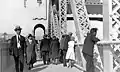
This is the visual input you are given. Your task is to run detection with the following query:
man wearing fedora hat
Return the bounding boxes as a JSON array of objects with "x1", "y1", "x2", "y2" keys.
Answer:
[{"x1": 9, "y1": 25, "x2": 27, "y2": 72}]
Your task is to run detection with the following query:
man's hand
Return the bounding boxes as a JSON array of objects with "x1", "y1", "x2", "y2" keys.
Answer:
[{"x1": 24, "y1": 53, "x2": 27, "y2": 57}]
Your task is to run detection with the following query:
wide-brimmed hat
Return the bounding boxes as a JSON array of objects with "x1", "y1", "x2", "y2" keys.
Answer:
[
  {"x1": 28, "y1": 34, "x2": 33, "y2": 38},
  {"x1": 68, "y1": 32, "x2": 73, "y2": 35},
  {"x1": 14, "y1": 25, "x2": 22, "y2": 31}
]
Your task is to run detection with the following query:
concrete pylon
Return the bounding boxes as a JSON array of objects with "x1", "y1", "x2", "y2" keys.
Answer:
[{"x1": 103, "y1": 0, "x2": 113, "y2": 72}]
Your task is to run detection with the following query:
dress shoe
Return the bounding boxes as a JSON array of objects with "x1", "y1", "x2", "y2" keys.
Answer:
[
  {"x1": 28, "y1": 67, "x2": 31, "y2": 70},
  {"x1": 63, "y1": 64, "x2": 67, "y2": 67}
]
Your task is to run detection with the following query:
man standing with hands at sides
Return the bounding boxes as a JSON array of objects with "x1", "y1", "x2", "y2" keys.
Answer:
[
  {"x1": 9, "y1": 25, "x2": 27, "y2": 72},
  {"x1": 82, "y1": 28, "x2": 100, "y2": 72}
]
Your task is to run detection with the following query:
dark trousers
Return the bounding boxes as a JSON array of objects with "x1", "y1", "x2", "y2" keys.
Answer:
[
  {"x1": 62, "y1": 49, "x2": 67, "y2": 66},
  {"x1": 83, "y1": 53, "x2": 94, "y2": 72},
  {"x1": 59, "y1": 50, "x2": 63, "y2": 63},
  {"x1": 41, "y1": 51, "x2": 49, "y2": 64},
  {"x1": 14, "y1": 56, "x2": 24, "y2": 72}
]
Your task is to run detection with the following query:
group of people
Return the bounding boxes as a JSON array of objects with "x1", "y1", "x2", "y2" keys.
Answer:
[
  {"x1": 40, "y1": 32, "x2": 76, "y2": 68},
  {"x1": 9, "y1": 25, "x2": 100, "y2": 72},
  {"x1": 59, "y1": 32, "x2": 76, "y2": 67},
  {"x1": 9, "y1": 25, "x2": 76, "y2": 72},
  {"x1": 40, "y1": 34, "x2": 60, "y2": 65},
  {"x1": 9, "y1": 26, "x2": 38, "y2": 72},
  {"x1": 40, "y1": 27, "x2": 101, "y2": 72}
]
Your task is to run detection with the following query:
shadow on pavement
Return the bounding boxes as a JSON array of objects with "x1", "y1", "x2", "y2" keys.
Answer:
[
  {"x1": 73, "y1": 64, "x2": 83, "y2": 71},
  {"x1": 31, "y1": 66, "x2": 48, "y2": 72}
]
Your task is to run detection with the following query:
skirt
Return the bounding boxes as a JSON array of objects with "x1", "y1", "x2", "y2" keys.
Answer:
[{"x1": 66, "y1": 47, "x2": 75, "y2": 60}]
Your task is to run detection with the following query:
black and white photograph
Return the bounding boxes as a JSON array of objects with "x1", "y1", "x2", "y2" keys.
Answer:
[{"x1": 0, "y1": 0, "x2": 120, "y2": 72}]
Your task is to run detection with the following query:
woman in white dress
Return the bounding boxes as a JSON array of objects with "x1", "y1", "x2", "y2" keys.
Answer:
[{"x1": 66, "y1": 37, "x2": 75, "y2": 68}]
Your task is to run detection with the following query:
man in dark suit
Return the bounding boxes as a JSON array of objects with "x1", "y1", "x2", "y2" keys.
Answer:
[
  {"x1": 40, "y1": 34, "x2": 50, "y2": 65},
  {"x1": 9, "y1": 25, "x2": 27, "y2": 72},
  {"x1": 47, "y1": 35, "x2": 52, "y2": 63},
  {"x1": 59, "y1": 35, "x2": 65, "y2": 63},
  {"x1": 62, "y1": 32, "x2": 73, "y2": 67},
  {"x1": 82, "y1": 28, "x2": 100, "y2": 72}
]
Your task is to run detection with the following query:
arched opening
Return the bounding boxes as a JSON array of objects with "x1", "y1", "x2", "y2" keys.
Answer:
[
  {"x1": 33, "y1": 24, "x2": 45, "y2": 36},
  {"x1": 35, "y1": 28, "x2": 44, "y2": 40}
]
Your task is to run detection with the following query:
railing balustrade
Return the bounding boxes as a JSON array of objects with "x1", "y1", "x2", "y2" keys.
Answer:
[
  {"x1": 75, "y1": 41, "x2": 120, "y2": 72},
  {"x1": 1, "y1": 41, "x2": 120, "y2": 72},
  {"x1": 0, "y1": 42, "x2": 14, "y2": 72}
]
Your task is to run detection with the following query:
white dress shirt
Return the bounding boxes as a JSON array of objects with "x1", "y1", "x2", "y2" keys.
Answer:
[
  {"x1": 16, "y1": 35, "x2": 21, "y2": 49},
  {"x1": 28, "y1": 39, "x2": 32, "y2": 44}
]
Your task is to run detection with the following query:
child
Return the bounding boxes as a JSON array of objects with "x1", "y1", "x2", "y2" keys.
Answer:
[{"x1": 66, "y1": 37, "x2": 75, "y2": 68}]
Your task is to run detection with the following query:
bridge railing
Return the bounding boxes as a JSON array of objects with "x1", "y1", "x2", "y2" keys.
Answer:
[
  {"x1": 75, "y1": 41, "x2": 120, "y2": 72},
  {"x1": 0, "y1": 42, "x2": 14, "y2": 72}
]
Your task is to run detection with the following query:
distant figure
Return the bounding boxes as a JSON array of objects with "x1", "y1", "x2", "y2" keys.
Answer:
[
  {"x1": 66, "y1": 37, "x2": 75, "y2": 68},
  {"x1": 26, "y1": 34, "x2": 37, "y2": 70},
  {"x1": 59, "y1": 35, "x2": 66, "y2": 63},
  {"x1": 62, "y1": 32, "x2": 73, "y2": 67},
  {"x1": 40, "y1": 34, "x2": 50, "y2": 65},
  {"x1": 50, "y1": 36, "x2": 60, "y2": 65},
  {"x1": 47, "y1": 35, "x2": 52, "y2": 63},
  {"x1": 82, "y1": 28, "x2": 100, "y2": 72},
  {"x1": 53, "y1": 4, "x2": 58, "y2": 15},
  {"x1": 9, "y1": 25, "x2": 27, "y2": 72}
]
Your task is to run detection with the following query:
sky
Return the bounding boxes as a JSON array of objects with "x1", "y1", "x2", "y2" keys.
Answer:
[
  {"x1": 0, "y1": 0, "x2": 47, "y2": 36},
  {"x1": 0, "y1": 0, "x2": 103, "y2": 40}
]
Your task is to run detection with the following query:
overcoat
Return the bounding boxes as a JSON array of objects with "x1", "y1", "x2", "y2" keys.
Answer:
[
  {"x1": 50, "y1": 39, "x2": 60, "y2": 58},
  {"x1": 62, "y1": 35, "x2": 71, "y2": 50},
  {"x1": 82, "y1": 33, "x2": 100, "y2": 56},
  {"x1": 60, "y1": 37, "x2": 65, "y2": 50},
  {"x1": 26, "y1": 39, "x2": 37, "y2": 64},
  {"x1": 9, "y1": 35, "x2": 27, "y2": 63},
  {"x1": 40, "y1": 38, "x2": 50, "y2": 52}
]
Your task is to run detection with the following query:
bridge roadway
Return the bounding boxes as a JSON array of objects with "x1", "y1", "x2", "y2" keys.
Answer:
[{"x1": 4, "y1": 61, "x2": 83, "y2": 72}]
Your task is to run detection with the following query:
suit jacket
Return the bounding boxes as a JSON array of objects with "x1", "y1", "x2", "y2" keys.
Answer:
[
  {"x1": 9, "y1": 35, "x2": 27, "y2": 57},
  {"x1": 82, "y1": 33, "x2": 100, "y2": 56},
  {"x1": 50, "y1": 39, "x2": 60, "y2": 52},
  {"x1": 63, "y1": 35, "x2": 71, "y2": 50},
  {"x1": 40, "y1": 38, "x2": 50, "y2": 52},
  {"x1": 60, "y1": 37, "x2": 65, "y2": 50}
]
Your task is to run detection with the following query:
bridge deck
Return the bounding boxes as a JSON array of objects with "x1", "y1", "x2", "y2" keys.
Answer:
[{"x1": 4, "y1": 61, "x2": 83, "y2": 72}]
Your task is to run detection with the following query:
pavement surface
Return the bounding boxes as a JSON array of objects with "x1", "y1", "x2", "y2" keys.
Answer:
[{"x1": 4, "y1": 61, "x2": 83, "y2": 72}]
